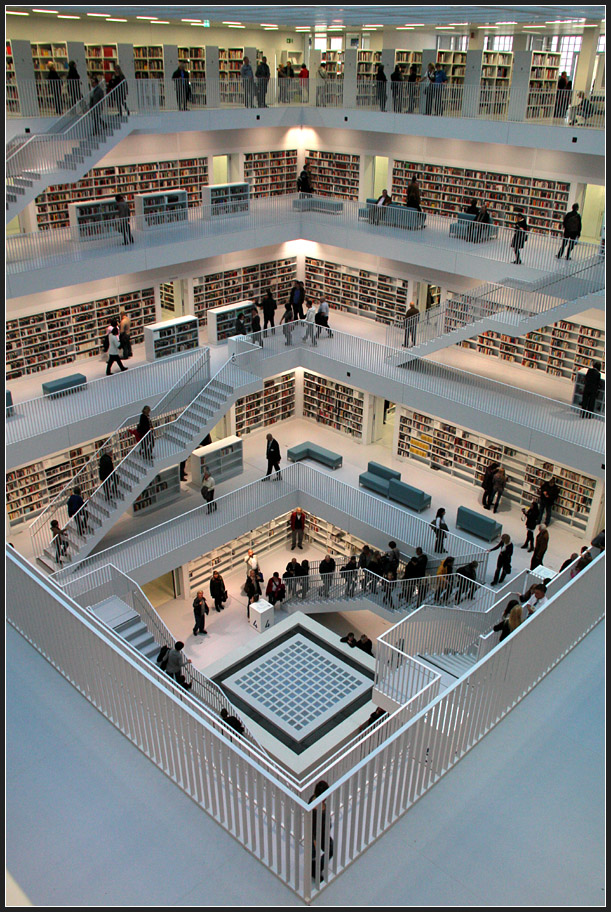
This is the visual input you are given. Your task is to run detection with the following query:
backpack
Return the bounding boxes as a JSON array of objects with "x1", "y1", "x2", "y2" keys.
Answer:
[{"x1": 156, "y1": 644, "x2": 170, "y2": 671}]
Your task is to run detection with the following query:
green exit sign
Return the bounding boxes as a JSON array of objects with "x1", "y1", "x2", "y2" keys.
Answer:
[{"x1": 286, "y1": 38, "x2": 294, "y2": 43}]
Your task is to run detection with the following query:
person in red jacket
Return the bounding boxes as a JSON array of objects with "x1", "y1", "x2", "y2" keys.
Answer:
[
  {"x1": 290, "y1": 506, "x2": 306, "y2": 550},
  {"x1": 265, "y1": 572, "x2": 286, "y2": 606}
]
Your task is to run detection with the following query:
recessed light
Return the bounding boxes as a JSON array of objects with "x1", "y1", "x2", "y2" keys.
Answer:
[
  {"x1": 107, "y1": 19, "x2": 127, "y2": 23},
  {"x1": 363, "y1": 25, "x2": 384, "y2": 28},
  {"x1": 396, "y1": 27, "x2": 415, "y2": 31},
  {"x1": 32, "y1": 8, "x2": 58, "y2": 12},
  {"x1": 260, "y1": 23, "x2": 278, "y2": 27},
  {"x1": 436, "y1": 27, "x2": 455, "y2": 30},
  {"x1": 137, "y1": 16, "x2": 158, "y2": 20},
  {"x1": 222, "y1": 22, "x2": 243, "y2": 25},
  {"x1": 496, "y1": 22, "x2": 517, "y2": 25},
  {"x1": 524, "y1": 25, "x2": 546, "y2": 29},
  {"x1": 87, "y1": 12, "x2": 110, "y2": 16},
  {"x1": 404, "y1": 24, "x2": 425, "y2": 27},
  {"x1": 58, "y1": 14, "x2": 80, "y2": 18},
  {"x1": 228, "y1": 25, "x2": 245, "y2": 29},
  {"x1": 7, "y1": 9, "x2": 29, "y2": 13},
  {"x1": 182, "y1": 19, "x2": 202, "y2": 23},
  {"x1": 449, "y1": 22, "x2": 469, "y2": 26}
]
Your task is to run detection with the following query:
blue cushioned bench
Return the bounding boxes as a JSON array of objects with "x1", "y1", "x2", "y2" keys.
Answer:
[
  {"x1": 292, "y1": 197, "x2": 344, "y2": 214},
  {"x1": 6, "y1": 390, "x2": 14, "y2": 417},
  {"x1": 456, "y1": 505, "x2": 502, "y2": 541},
  {"x1": 42, "y1": 373, "x2": 87, "y2": 398},
  {"x1": 449, "y1": 211, "x2": 499, "y2": 242},
  {"x1": 388, "y1": 478, "x2": 431, "y2": 513},
  {"x1": 358, "y1": 461, "x2": 401, "y2": 495},
  {"x1": 360, "y1": 199, "x2": 426, "y2": 230},
  {"x1": 287, "y1": 441, "x2": 342, "y2": 469}
]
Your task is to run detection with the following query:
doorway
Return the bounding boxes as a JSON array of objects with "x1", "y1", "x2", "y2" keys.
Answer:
[
  {"x1": 415, "y1": 281, "x2": 441, "y2": 312},
  {"x1": 580, "y1": 184, "x2": 605, "y2": 244},
  {"x1": 213, "y1": 154, "x2": 229, "y2": 185},
  {"x1": 373, "y1": 156, "x2": 389, "y2": 199},
  {"x1": 142, "y1": 570, "x2": 177, "y2": 607},
  {"x1": 371, "y1": 396, "x2": 396, "y2": 450},
  {"x1": 159, "y1": 279, "x2": 188, "y2": 319}
]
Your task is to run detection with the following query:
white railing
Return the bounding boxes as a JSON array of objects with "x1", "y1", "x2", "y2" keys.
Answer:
[
  {"x1": 7, "y1": 77, "x2": 604, "y2": 130},
  {"x1": 7, "y1": 540, "x2": 605, "y2": 900},
  {"x1": 6, "y1": 348, "x2": 205, "y2": 448},
  {"x1": 375, "y1": 637, "x2": 440, "y2": 706}
]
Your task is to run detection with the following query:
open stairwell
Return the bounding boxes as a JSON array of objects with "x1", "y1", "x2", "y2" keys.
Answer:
[{"x1": 415, "y1": 648, "x2": 479, "y2": 689}]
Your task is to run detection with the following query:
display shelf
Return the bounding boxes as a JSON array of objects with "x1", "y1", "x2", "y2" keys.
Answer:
[
  {"x1": 218, "y1": 47, "x2": 244, "y2": 103},
  {"x1": 134, "y1": 189, "x2": 189, "y2": 229},
  {"x1": 68, "y1": 197, "x2": 120, "y2": 241},
  {"x1": 31, "y1": 42, "x2": 68, "y2": 80},
  {"x1": 84, "y1": 44, "x2": 118, "y2": 84},
  {"x1": 478, "y1": 50, "x2": 513, "y2": 115},
  {"x1": 177, "y1": 45, "x2": 206, "y2": 77},
  {"x1": 132, "y1": 466, "x2": 181, "y2": 515},
  {"x1": 304, "y1": 150, "x2": 360, "y2": 201},
  {"x1": 6, "y1": 287, "x2": 155, "y2": 381},
  {"x1": 34, "y1": 157, "x2": 208, "y2": 231},
  {"x1": 397, "y1": 407, "x2": 598, "y2": 531},
  {"x1": 322, "y1": 49, "x2": 344, "y2": 76},
  {"x1": 144, "y1": 316, "x2": 199, "y2": 361},
  {"x1": 527, "y1": 51, "x2": 562, "y2": 119},
  {"x1": 436, "y1": 50, "x2": 468, "y2": 84},
  {"x1": 303, "y1": 371, "x2": 365, "y2": 440},
  {"x1": 192, "y1": 257, "x2": 297, "y2": 327},
  {"x1": 572, "y1": 369, "x2": 606, "y2": 414},
  {"x1": 394, "y1": 49, "x2": 422, "y2": 72},
  {"x1": 133, "y1": 45, "x2": 164, "y2": 80},
  {"x1": 206, "y1": 299, "x2": 255, "y2": 344},
  {"x1": 189, "y1": 435, "x2": 243, "y2": 488},
  {"x1": 452, "y1": 310, "x2": 606, "y2": 381},
  {"x1": 201, "y1": 182, "x2": 250, "y2": 217},
  {"x1": 392, "y1": 159, "x2": 570, "y2": 235},
  {"x1": 304, "y1": 256, "x2": 408, "y2": 325},
  {"x1": 243, "y1": 150, "x2": 298, "y2": 198},
  {"x1": 234, "y1": 372, "x2": 296, "y2": 436}
]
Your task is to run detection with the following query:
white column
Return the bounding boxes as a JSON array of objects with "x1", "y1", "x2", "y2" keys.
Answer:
[
  {"x1": 205, "y1": 46, "x2": 220, "y2": 107},
  {"x1": 12, "y1": 39, "x2": 38, "y2": 116},
  {"x1": 463, "y1": 49, "x2": 483, "y2": 117},
  {"x1": 573, "y1": 27, "x2": 601, "y2": 94},
  {"x1": 508, "y1": 50, "x2": 532, "y2": 121},
  {"x1": 343, "y1": 48, "x2": 358, "y2": 109}
]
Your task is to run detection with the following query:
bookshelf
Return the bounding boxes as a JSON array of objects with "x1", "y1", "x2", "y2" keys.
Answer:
[
  {"x1": 34, "y1": 157, "x2": 209, "y2": 231},
  {"x1": 394, "y1": 49, "x2": 422, "y2": 73},
  {"x1": 304, "y1": 150, "x2": 360, "y2": 200},
  {"x1": 304, "y1": 256, "x2": 409, "y2": 325},
  {"x1": 159, "y1": 282, "x2": 175, "y2": 313},
  {"x1": 201, "y1": 182, "x2": 250, "y2": 217},
  {"x1": 133, "y1": 45, "x2": 164, "y2": 80},
  {"x1": 6, "y1": 41, "x2": 19, "y2": 114},
  {"x1": 134, "y1": 190, "x2": 189, "y2": 229},
  {"x1": 192, "y1": 258, "x2": 297, "y2": 327},
  {"x1": 572, "y1": 369, "x2": 605, "y2": 414},
  {"x1": 189, "y1": 435, "x2": 244, "y2": 488},
  {"x1": 436, "y1": 50, "x2": 468, "y2": 84},
  {"x1": 396, "y1": 407, "x2": 599, "y2": 531},
  {"x1": 84, "y1": 44, "x2": 118, "y2": 83},
  {"x1": 303, "y1": 371, "x2": 365, "y2": 440},
  {"x1": 133, "y1": 467, "x2": 181, "y2": 515},
  {"x1": 177, "y1": 46, "x2": 206, "y2": 78},
  {"x1": 234, "y1": 372, "x2": 296, "y2": 436},
  {"x1": 527, "y1": 51, "x2": 562, "y2": 119},
  {"x1": 219, "y1": 47, "x2": 244, "y2": 103},
  {"x1": 322, "y1": 50, "x2": 344, "y2": 76},
  {"x1": 207, "y1": 300, "x2": 255, "y2": 344},
  {"x1": 6, "y1": 287, "x2": 155, "y2": 381},
  {"x1": 392, "y1": 159, "x2": 570, "y2": 235},
  {"x1": 144, "y1": 316, "x2": 199, "y2": 361},
  {"x1": 31, "y1": 42, "x2": 68, "y2": 80},
  {"x1": 68, "y1": 197, "x2": 120, "y2": 241},
  {"x1": 356, "y1": 50, "x2": 382, "y2": 105},
  {"x1": 243, "y1": 150, "x2": 298, "y2": 198}
]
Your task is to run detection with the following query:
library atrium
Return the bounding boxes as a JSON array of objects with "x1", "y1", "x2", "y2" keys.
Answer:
[{"x1": 5, "y1": 4, "x2": 605, "y2": 906}]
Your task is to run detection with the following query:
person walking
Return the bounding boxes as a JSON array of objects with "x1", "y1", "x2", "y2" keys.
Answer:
[
  {"x1": 481, "y1": 459, "x2": 501, "y2": 509},
  {"x1": 192, "y1": 590, "x2": 209, "y2": 635},
  {"x1": 255, "y1": 55, "x2": 270, "y2": 107},
  {"x1": 279, "y1": 300, "x2": 294, "y2": 345},
  {"x1": 404, "y1": 301, "x2": 420, "y2": 347},
  {"x1": 115, "y1": 194, "x2": 133, "y2": 245},
  {"x1": 434, "y1": 556, "x2": 455, "y2": 601},
  {"x1": 521, "y1": 499, "x2": 539, "y2": 551},
  {"x1": 302, "y1": 300, "x2": 317, "y2": 346},
  {"x1": 165, "y1": 641, "x2": 192, "y2": 689},
  {"x1": 537, "y1": 477, "x2": 559, "y2": 525},
  {"x1": 241, "y1": 56, "x2": 254, "y2": 108},
  {"x1": 316, "y1": 61, "x2": 327, "y2": 107},
  {"x1": 289, "y1": 280, "x2": 305, "y2": 321},
  {"x1": 319, "y1": 553, "x2": 336, "y2": 597},
  {"x1": 264, "y1": 432, "x2": 282, "y2": 480},
  {"x1": 290, "y1": 507, "x2": 306, "y2": 550},
  {"x1": 401, "y1": 555, "x2": 421, "y2": 604},
  {"x1": 220, "y1": 707, "x2": 245, "y2": 734},
  {"x1": 489, "y1": 534, "x2": 514, "y2": 586},
  {"x1": 200, "y1": 469, "x2": 216, "y2": 513},
  {"x1": 297, "y1": 162, "x2": 313, "y2": 195},
  {"x1": 137, "y1": 405, "x2": 154, "y2": 462},
  {"x1": 106, "y1": 324, "x2": 128, "y2": 375},
  {"x1": 376, "y1": 64, "x2": 387, "y2": 111},
  {"x1": 261, "y1": 289, "x2": 277, "y2": 332},
  {"x1": 172, "y1": 63, "x2": 191, "y2": 110},
  {"x1": 118, "y1": 309, "x2": 132, "y2": 359},
  {"x1": 431, "y1": 508, "x2": 448, "y2": 553},
  {"x1": 316, "y1": 298, "x2": 333, "y2": 338},
  {"x1": 580, "y1": 361, "x2": 602, "y2": 418},
  {"x1": 491, "y1": 466, "x2": 507, "y2": 514},
  {"x1": 341, "y1": 554, "x2": 358, "y2": 597},
  {"x1": 554, "y1": 71, "x2": 570, "y2": 119},
  {"x1": 89, "y1": 76, "x2": 105, "y2": 134},
  {"x1": 390, "y1": 64, "x2": 404, "y2": 112},
  {"x1": 66, "y1": 61, "x2": 82, "y2": 107},
  {"x1": 530, "y1": 525, "x2": 550, "y2": 571},
  {"x1": 493, "y1": 601, "x2": 523, "y2": 642},
  {"x1": 67, "y1": 486, "x2": 89, "y2": 537},
  {"x1": 511, "y1": 208, "x2": 528, "y2": 264},
  {"x1": 209, "y1": 569, "x2": 227, "y2": 612},
  {"x1": 99, "y1": 450, "x2": 117, "y2": 502},
  {"x1": 433, "y1": 62, "x2": 447, "y2": 115},
  {"x1": 108, "y1": 64, "x2": 129, "y2": 116},
  {"x1": 556, "y1": 203, "x2": 581, "y2": 260},
  {"x1": 423, "y1": 62, "x2": 436, "y2": 115},
  {"x1": 245, "y1": 568, "x2": 262, "y2": 619},
  {"x1": 454, "y1": 560, "x2": 478, "y2": 604},
  {"x1": 50, "y1": 519, "x2": 69, "y2": 564},
  {"x1": 46, "y1": 61, "x2": 63, "y2": 115}
]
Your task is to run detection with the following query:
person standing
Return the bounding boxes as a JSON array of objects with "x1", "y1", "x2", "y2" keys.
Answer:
[
  {"x1": 390, "y1": 64, "x2": 404, "y2": 112},
  {"x1": 172, "y1": 63, "x2": 191, "y2": 110},
  {"x1": 376, "y1": 64, "x2": 387, "y2": 111},
  {"x1": 404, "y1": 301, "x2": 420, "y2": 347},
  {"x1": 297, "y1": 162, "x2": 313, "y2": 195},
  {"x1": 299, "y1": 62, "x2": 309, "y2": 102},
  {"x1": 530, "y1": 525, "x2": 550, "y2": 571},
  {"x1": 519, "y1": 583, "x2": 548, "y2": 616},
  {"x1": 265, "y1": 572, "x2": 286, "y2": 606},
  {"x1": 255, "y1": 55, "x2": 270, "y2": 107},
  {"x1": 99, "y1": 450, "x2": 117, "y2": 502},
  {"x1": 491, "y1": 466, "x2": 507, "y2": 514},
  {"x1": 465, "y1": 198, "x2": 479, "y2": 216},
  {"x1": 302, "y1": 300, "x2": 317, "y2": 345},
  {"x1": 245, "y1": 568, "x2": 262, "y2": 619},
  {"x1": 538, "y1": 477, "x2": 559, "y2": 525},
  {"x1": 165, "y1": 641, "x2": 192, "y2": 689},
  {"x1": 66, "y1": 61, "x2": 82, "y2": 107},
  {"x1": 137, "y1": 405, "x2": 154, "y2": 462},
  {"x1": 200, "y1": 469, "x2": 216, "y2": 513},
  {"x1": 316, "y1": 61, "x2": 327, "y2": 107},
  {"x1": 279, "y1": 300, "x2": 294, "y2": 345},
  {"x1": 511, "y1": 208, "x2": 528, "y2": 264},
  {"x1": 46, "y1": 62, "x2": 63, "y2": 115},
  {"x1": 89, "y1": 76, "x2": 105, "y2": 134},
  {"x1": 261, "y1": 289, "x2": 277, "y2": 332},
  {"x1": 108, "y1": 64, "x2": 129, "y2": 116},
  {"x1": 401, "y1": 555, "x2": 421, "y2": 604},
  {"x1": 290, "y1": 507, "x2": 306, "y2": 550},
  {"x1": 115, "y1": 194, "x2": 133, "y2": 245},
  {"x1": 119, "y1": 309, "x2": 132, "y2": 358},
  {"x1": 316, "y1": 298, "x2": 333, "y2": 338},
  {"x1": 67, "y1": 486, "x2": 89, "y2": 536},
  {"x1": 556, "y1": 203, "x2": 581, "y2": 260},
  {"x1": 250, "y1": 306, "x2": 262, "y2": 345},
  {"x1": 406, "y1": 64, "x2": 419, "y2": 112},
  {"x1": 192, "y1": 590, "x2": 209, "y2": 636},
  {"x1": 264, "y1": 433, "x2": 281, "y2": 480},
  {"x1": 521, "y1": 499, "x2": 539, "y2": 551},
  {"x1": 319, "y1": 553, "x2": 336, "y2": 597},
  {"x1": 489, "y1": 534, "x2": 513, "y2": 586},
  {"x1": 209, "y1": 569, "x2": 227, "y2": 612},
  {"x1": 234, "y1": 312, "x2": 247, "y2": 336},
  {"x1": 106, "y1": 324, "x2": 128, "y2": 375},
  {"x1": 241, "y1": 56, "x2": 254, "y2": 108},
  {"x1": 433, "y1": 62, "x2": 447, "y2": 115},
  {"x1": 289, "y1": 280, "x2": 305, "y2": 321},
  {"x1": 244, "y1": 548, "x2": 263, "y2": 582},
  {"x1": 554, "y1": 71, "x2": 570, "y2": 119},
  {"x1": 580, "y1": 362, "x2": 602, "y2": 418},
  {"x1": 406, "y1": 176, "x2": 422, "y2": 211},
  {"x1": 341, "y1": 554, "x2": 358, "y2": 597},
  {"x1": 434, "y1": 556, "x2": 455, "y2": 601},
  {"x1": 50, "y1": 519, "x2": 69, "y2": 564},
  {"x1": 481, "y1": 459, "x2": 500, "y2": 510},
  {"x1": 454, "y1": 560, "x2": 478, "y2": 604},
  {"x1": 431, "y1": 507, "x2": 448, "y2": 553},
  {"x1": 423, "y1": 62, "x2": 435, "y2": 115}
]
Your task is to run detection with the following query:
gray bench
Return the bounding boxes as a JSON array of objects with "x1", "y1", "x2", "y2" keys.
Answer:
[
  {"x1": 388, "y1": 478, "x2": 431, "y2": 513},
  {"x1": 293, "y1": 197, "x2": 344, "y2": 214},
  {"x1": 287, "y1": 441, "x2": 343, "y2": 469},
  {"x1": 449, "y1": 211, "x2": 499, "y2": 242},
  {"x1": 360, "y1": 199, "x2": 426, "y2": 230},
  {"x1": 456, "y1": 505, "x2": 502, "y2": 541},
  {"x1": 42, "y1": 373, "x2": 88, "y2": 398},
  {"x1": 358, "y1": 461, "x2": 401, "y2": 495},
  {"x1": 6, "y1": 390, "x2": 14, "y2": 417}
]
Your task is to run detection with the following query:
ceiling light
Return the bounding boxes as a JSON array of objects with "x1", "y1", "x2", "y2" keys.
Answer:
[
  {"x1": 449, "y1": 22, "x2": 469, "y2": 26},
  {"x1": 436, "y1": 27, "x2": 455, "y2": 30},
  {"x1": 228, "y1": 25, "x2": 245, "y2": 29},
  {"x1": 260, "y1": 23, "x2": 277, "y2": 27},
  {"x1": 32, "y1": 8, "x2": 58, "y2": 12},
  {"x1": 262, "y1": 27, "x2": 278, "y2": 31},
  {"x1": 524, "y1": 25, "x2": 546, "y2": 29},
  {"x1": 182, "y1": 19, "x2": 202, "y2": 23},
  {"x1": 396, "y1": 27, "x2": 415, "y2": 31},
  {"x1": 151, "y1": 21, "x2": 170, "y2": 25},
  {"x1": 107, "y1": 19, "x2": 127, "y2": 23},
  {"x1": 404, "y1": 24, "x2": 425, "y2": 27},
  {"x1": 58, "y1": 14, "x2": 80, "y2": 18},
  {"x1": 496, "y1": 22, "x2": 517, "y2": 25},
  {"x1": 363, "y1": 25, "x2": 383, "y2": 28},
  {"x1": 87, "y1": 12, "x2": 110, "y2": 16},
  {"x1": 137, "y1": 16, "x2": 158, "y2": 20},
  {"x1": 6, "y1": 9, "x2": 29, "y2": 13},
  {"x1": 223, "y1": 22, "x2": 243, "y2": 25}
]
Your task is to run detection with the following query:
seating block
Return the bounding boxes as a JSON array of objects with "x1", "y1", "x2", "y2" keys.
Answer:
[
  {"x1": 358, "y1": 472, "x2": 391, "y2": 496},
  {"x1": 42, "y1": 373, "x2": 88, "y2": 398},
  {"x1": 364, "y1": 200, "x2": 426, "y2": 230},
  {"x1": 366, "y1": 461, "x2": 401, "y2": 482},
  {"x1": 292, "y1": 198, "x2": 344, "y2": 214},
  {"x1": 449, "y1": 211, "x2": 499, "y2": 242},
  {"x1": 388, "y1": 478, "x2": 431, "y2": 513},
  {"x1": 456, "y1": 505, "x2": 502, "y2": 542},
  {"x1": 287, "y1": 441, "x2": 342, "y2": 469}
]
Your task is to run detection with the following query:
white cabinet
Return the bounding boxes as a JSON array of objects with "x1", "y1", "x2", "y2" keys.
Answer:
[
  {"x1": 249, "y1": 598, "x2": 275, "y2": 633},
  {"x1": 206, "y1": 299, "x2": 254, "y2": 344},
  {"x1": 189, "y1": 435, "x2": 243, "y2": 488},
  {"x1": 132, "y1": 466, "x2": 181, "y2": 516},
  {"x1": 68, "y1": 197, "x2": 119, "y2": 241},
  {"x1": 144, "y1": 315, "x2": 199, "y2": 361},
  {"x1": 201, "y1": 182, "x2": 250, "y2": 218},
  {"x1": 134, "y1": 190, "x2": 188, "y2": 230}
]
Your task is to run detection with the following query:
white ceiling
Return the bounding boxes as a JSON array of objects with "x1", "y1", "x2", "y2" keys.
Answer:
[{"x1": 11, "y1": 5, "x2": 607, "y2": 30}]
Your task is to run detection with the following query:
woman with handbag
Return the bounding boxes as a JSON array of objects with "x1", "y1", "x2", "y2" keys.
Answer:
[
  {"x1": 106, "y1": 325, "x2": 128, "y2": 375},
  {"x1": 511, "y1": 208, "x2": 529, "y2": 264},
  {"x1": 245, "y1": 569, "x2": 262, "y2": 619},
  {"x1": 431, "y1": 507, "x2": 448, "y2": 553},
  {"x1": 521, "y1": 499, "x2": 538, "y2": 551},
  {"x1": 137, "y1": 405, "x2": 154, "y2": 462},
  {"x1": 489, "y1": 534, "x2": 514, "y2": 586},
  {"x1": 209, "y1": 569, "x2": 227, "y2": 612}
]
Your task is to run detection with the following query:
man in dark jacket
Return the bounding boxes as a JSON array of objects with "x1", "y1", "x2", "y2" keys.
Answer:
[
  {"x1": 67, "y1": 486, "x2": 89, "y2": 536},
  {"x1": 557, "y1": 203, "x2": 582, "y2": 260},
  {"x1": 455, "y1": 560, "x2": 478, "y2": 603},
  {"x1": 319, "y1": 553, "x2": 336, "y2": 597},
  {"x1": 481, "y1": 460, "x2": 501, "y2": 509},
  {"x1": 89, "y1": 76, "x2": 105, "y2": 134},
  {"x1": 221, "y1": 707, "x2": 245, "y2": 734},
  {"x1": 172, "y1": 63, "x2": 191, "y2": 110},
  {"x1": 255, "y1": 56, "x2": 270, "y2": 107},
  {"x1": 538, "y1": 478, "x2": 559, "y2": 526},
  {"x1": 264, "y1": 433, "x2": 281, "y2": 480},
  {"x1": 580, "y1": 361, "x2": 602, "y2": 418},
  {"x1": 289, "y1": 281, "x2": 305, "y2": 320},
  {"x1": 297, "y1": 163, "x2": 313, "y2": 194},
  {"x1": 357, "y1": 634, "x2": 374, "y2": 655},
  {"x1": 192, "y1": 590, "x2": 208, "y2": 635},
  {"x1": 99, "y1": 450, "x2": 117, "y2": 501}
]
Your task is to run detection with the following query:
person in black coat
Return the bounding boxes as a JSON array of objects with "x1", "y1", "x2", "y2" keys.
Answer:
[
  {"x1": 261, "y1": 289, "x2": 277, "y2": 332},
  {"x1": 46, "y1": 62, "x2": 63, "y2": 115},
  {"x1": 107, "y1": 64, "x2": 129, "y2": 116},
  {"x1": 390, "y1": 64, "x2": 403, "y2": 112},
  {"x1": 209, "y1": 570, "x2": 226, "y2": 612},
  {"x1": 465, "y1": 198, "x2": 479, "y2": 216},
  {"x1": 454, "y1": 560, "x2": 478, "y2": 603},
  {"x1": 235, "y1": 313, "x2": 247, "y2": 336},
  {"x1": 289, "y1": 281, "x2": 305, "y2": 321},
  {"x1": 137, "y1": 405, "x2": 154, "y2": 462},
  {"x1": 357, "y1": 634, "x2": 373, "y2": 656},
  {"x1": 99, "y1": 450, "x2": 117, "y2": 501},
  {"x1": 319, "y1": 554, "x2": 336, "y2": 597},
  {"x1": 297, "y1": 163, "x2": 313, "y2": 194},
  {"x1": 493, "y1": 600, "x2": 523, "y2": 642},
  {"x1": 376, "y1": 64, "x2": 387, "y2": 111},
  {"x1": 66, "y1": 61, "x2": 82, "y2": 107},
  {"x1": 538, "y1": 478, "x2": 559, "y2": 526},
  {"x1": 481, "y1": 460, "x2": 500, "y2": 509},
  {"x1": 521, "y1": 499, "x2": 539, "y2": 551},
  {"x1": 489, "y1": 534, "x2": 514, "y2": 586},
  {"x1": 580, "y1": 362, "x2": 602, "y2": 418},
  {"x1": 511, "y1": 208, "x2": 528, "y2": 264},
  {"x1": 67, "y1": 486, "x2": 89, "y2": 536},
  {"x1": 556, "y1": 204, "x2": 581, "y2": 260},
  {"x1": 250, "y1": 306, "x2": 262, "y2": 343},
  {"x1": 244, "y1": 569, "x2": 262, "y2": 619},
  {"x1": 192, "y1": 590, "x2": 209, "y2": 635},
  {"x1": 172, "y1": 63, "x2": 191, "y2": 110},
  {"x1": 264, "y1": 433, "x2": 281, "y2": 480},
  {"x1": 340, "y1": 554, "x2": 358, "y2": 596}
]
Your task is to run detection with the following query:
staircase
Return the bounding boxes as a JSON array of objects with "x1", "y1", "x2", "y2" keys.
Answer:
[
  {"x1": 6, "y1": 86, "x2": 133, "y2": 222},
  {"x1": 416, "y1": 649, "x2": 479, "y2": 689},
  {"x1": 35, "y1": 362, "x2": 260, "y2": 572}
]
